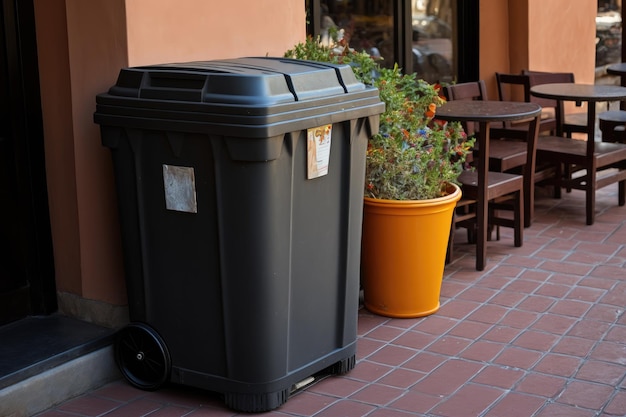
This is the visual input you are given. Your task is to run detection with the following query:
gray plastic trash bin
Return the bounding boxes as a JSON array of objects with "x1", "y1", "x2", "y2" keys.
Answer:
[{"x1": 94, "y1": 57, "x2": 384, "y2": 412}]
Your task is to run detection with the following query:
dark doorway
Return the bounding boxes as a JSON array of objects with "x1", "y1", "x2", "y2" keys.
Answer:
[{"x1": 0, "y1": 0, "x2": 56, "y2": 325}]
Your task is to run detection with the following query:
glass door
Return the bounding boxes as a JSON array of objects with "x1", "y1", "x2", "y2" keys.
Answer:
[
  {"x1": 596, "y1": 0, "x2": 622, "y2": 68},
  {"x1": 306, "y1": 0, "x2": 478, "y2": 83},
  {"x1": 411, "y1": 0, "x2": 454, "y2": 83}
]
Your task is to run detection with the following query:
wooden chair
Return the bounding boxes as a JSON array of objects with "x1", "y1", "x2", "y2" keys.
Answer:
[
  {"x1": 443, "y1": 80, "x2": 528, "y2": 173},
  {"x1": 525, "y1": 77, "x2": 626, "y2": 225},
  {"x1": 521, "y1": 70, "x2": 587, "y2": 137},
  {"x1": 443, "y1": 82, "x2": 540, "y2": 270},
  {"x1": 535, "y1": 129, "x2": 626, "y2": 225},
  {"x1": 599, "y1": 110, "x2": 626, "y2": 143},
  {"x1": 520, "y1": 70, "x2": 626, "y2": 160},
  {"x1": 531, "y1": 68, "x2": 626, "y2": 145},
  {"x1": 494, "y1": 72, "x2": 568, "y2": 195},
  {"x1": 495, "y1": 72, "x2": 557, "y2": 135},
  {"x1": 443, "y1": 80, "x2": 536, "y2": 228},
  {"x1": 444, "y1": 119, "x2": 536, "y2": 271},
  {"x1": 523, "y1": 70, "x2": 626, "y2": 211}
]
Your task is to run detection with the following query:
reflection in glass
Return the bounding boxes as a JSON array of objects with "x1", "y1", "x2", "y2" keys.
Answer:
[
  {"x1": 596, "y1": 2, "x2": 622, "y2": 68},
  {"x1": 313, "y1": 1, "x2": 455, "y2": 84},
  {"x1": 411, "y1": 0, "x2": 454, "y2": 84},
  {"x1": 320, "y1": 1, "x2": 395, "y2": 68}
]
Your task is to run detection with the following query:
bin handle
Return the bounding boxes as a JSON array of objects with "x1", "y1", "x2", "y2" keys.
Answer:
[{"x1": 139, "y1": 72, "x2": 208, "y2": 102}]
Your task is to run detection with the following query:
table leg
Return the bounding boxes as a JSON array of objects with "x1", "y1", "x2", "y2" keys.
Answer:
[
  {"x1": 586, "y1": 104, "x2": 597, "y2": 225},
  {"x1": 619, "y1": 75, "x2": 626, "y2": 110},
  {"x1": 476, "y1": 122, "x2": 489, "y2": 271}
]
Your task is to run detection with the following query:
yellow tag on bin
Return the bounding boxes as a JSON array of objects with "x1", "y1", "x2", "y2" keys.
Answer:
[{"x1": 307, "y1": 124, "x2": 332, "y2": 179}]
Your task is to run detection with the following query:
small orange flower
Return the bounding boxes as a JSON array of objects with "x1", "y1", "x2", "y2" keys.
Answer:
[
  {"x1": 424, "y1": 102, "x2": 437, "y2": 118},
  {"x1": 433, "y1": 83, "x2": 446, "y2": 100}
]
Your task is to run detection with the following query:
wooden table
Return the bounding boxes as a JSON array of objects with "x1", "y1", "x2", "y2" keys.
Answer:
[
  {"x1": 436, "y1": 100, "x2": 542, "y2": 270},
  {"x1": 607, "y1": 63, "x2": 626, "y2": 110},
  {"x1": 436, "y1": 100, "x2": 542, "y2": 126},
  {"x1": 606, "y1": 62, "x2": 626, "y2": 81},
  {"x1": 530, "y1": 83, "x2": 626, "y2": 141}
]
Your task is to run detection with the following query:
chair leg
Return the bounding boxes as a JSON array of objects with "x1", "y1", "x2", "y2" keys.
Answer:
[
  {"x1": 487, "y1": 206, "x2": 494, "y2": 241},
  {"x1": 553, "y1": 163, "x2": 563, "y2": 199},
  {"x1": 586, "y1": 172, "x2": 597, "y2": 226},
  {"x1": 467, "y1": 227, "x2": 476, "y2": 244},
  {"x1": 619, "y1": 179, "x2": 626, "y2": 206},
  {"x1": 487, "y1": 207, "x2": 500, "y2": 241},
  {"x1": 523, "y1": 167, "x2": 533, "y2": 228},
  {"x1": 564, "y1": 164, "x2": 573, "y2": 193},
  {"x1": 476, "y1": 201, "x2": 487, "y2": 272},
  {"x1": 514, "y1": 190, "x2": 524, "y2": 247}
]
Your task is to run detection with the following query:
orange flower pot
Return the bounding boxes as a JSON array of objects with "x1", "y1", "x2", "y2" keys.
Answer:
[{"x1": 361, "y1": 183, "x2": 461, "y2": 318}]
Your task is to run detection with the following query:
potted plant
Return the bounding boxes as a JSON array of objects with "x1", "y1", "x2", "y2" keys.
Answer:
[{"x1": 285, "y1": 37, "x2": 473, "y2": 317}]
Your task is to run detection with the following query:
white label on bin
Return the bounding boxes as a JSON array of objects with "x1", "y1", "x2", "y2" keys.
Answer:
[
  {"x1": 307, "y1": 124, "x2": 332, "y2": 179},
  {"x1": 163, "y1": 165, "x2": 198, "y2": 213}
]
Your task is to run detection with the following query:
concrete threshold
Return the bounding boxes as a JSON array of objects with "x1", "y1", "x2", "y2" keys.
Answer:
[{"x1": 0, "y1": 315, "x2": 120, "y2": 417}]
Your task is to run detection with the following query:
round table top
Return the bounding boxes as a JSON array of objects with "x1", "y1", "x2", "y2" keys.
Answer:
[
  {"x1": 435, "y1": 100, "x2": 541, "y2": 123},
  {"x1": 530, "y1": 83, "x2": 626, "y2": 102},
  {"x1": 606, "y1": 62, "x2": 626, "y2": 76}
]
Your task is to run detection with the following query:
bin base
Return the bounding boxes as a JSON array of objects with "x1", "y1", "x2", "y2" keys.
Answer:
[
  {"x1": 222, "y1": 354, "x2": 356, "y2": 412},
  {"x1": 114, "y1": 323, "x2": 357, "y2": 413},
  {"x1": 224, "y1": 389, "x2": 289, "y2": 413},
  {"x1": 329, "y1": 354, "x2": 356, "y2": 375}
]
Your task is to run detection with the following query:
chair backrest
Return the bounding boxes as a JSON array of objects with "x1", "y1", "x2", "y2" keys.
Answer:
[
  {"x1": 523, "y1": 70, "x2": 577, "y2": 134},
  {"x1": 521, "y1": 70, "x2": 575, "y2": 109},
  {"x1": 495, "y1": 73, "x2": 532, "y2": 103},
  {"x1": 522, "y1": 69, "x2": 575, "y2": 82},
  {"x1": 443, "y1": 81, "x2": 488, "y2": 136},
  {"x1": 443, "y1": 80, "x2": 488, "y2": 101},
  {"x1": 495, "y1": 70, "x2": 576, "y2": 136},
  {"x1": 496, "y1": 71, "x2": 575, "y2": 108}
]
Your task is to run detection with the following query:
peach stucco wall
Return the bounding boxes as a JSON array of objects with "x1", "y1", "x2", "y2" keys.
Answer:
[
  {"x1": 33, "y1": 0, "x2": 82, "y2": 296},
  {"x1": 35, "y1": 0, "x2": 129, "y2": 307},
  {"x1": 64, "y1": 0, "x2": 130, "y2": 304},
  {"x1": 479, "y1": 0, "x2": 510, "y2": 98},
  {"x1": 34, "y1": 0, "x2": 305, "y2": 319},
  {"x1": 528, "y1": 0, "x2": 597, "y2": 84},
  {"x1": 125, "y1": 0, "x2": 306, "y2": 66},
  {"x1": 480, "y1": 0, "x2": 596, "y2": 98}
]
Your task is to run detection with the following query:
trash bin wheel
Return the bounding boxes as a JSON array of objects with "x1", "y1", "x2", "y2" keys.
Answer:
[
  {"x1": 115, "y1": 323, "x2": 171, "y2": 391},
  {"x1": 328, "y1": 354, "x2": 356, "y2": 375}
]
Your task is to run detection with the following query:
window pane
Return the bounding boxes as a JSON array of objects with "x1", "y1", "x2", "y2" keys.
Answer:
[
  {"x1": 411, "y1": 0, "x2": 455, "y2": 83},
  {"x1": 320, "y1": 1, "x2": 397, "y2": 68},
  {"x1": 596, "y1": 1, "x2": 622, "y2": 68},
  {"x1": 309, "y1": 1, "x2": 458, "y2": 82}
]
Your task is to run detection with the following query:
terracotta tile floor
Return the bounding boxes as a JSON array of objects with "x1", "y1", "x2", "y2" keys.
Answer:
[{"x1": 36, "y1": 185, "x2": 626, "y2": 417}]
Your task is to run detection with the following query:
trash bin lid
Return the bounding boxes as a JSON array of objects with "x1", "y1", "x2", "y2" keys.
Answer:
[
  {"x1": 94, "y1": 57, "x2": 384, "y2": 138},
  {"x1": 106, "y1": 57, "x2": 366, "y2": 105}
]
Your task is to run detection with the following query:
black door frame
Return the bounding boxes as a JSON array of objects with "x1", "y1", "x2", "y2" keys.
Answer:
[
  {"x1": 0, "y1": 0, "x2": 56, "y2": 324},
  {"x1": 456, "y1": 0, "x2": 479, "y2": 82}
]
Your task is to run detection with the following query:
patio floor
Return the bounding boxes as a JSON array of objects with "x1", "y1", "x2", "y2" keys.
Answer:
[{"x1": 35, "y1": 184, "x2": 626, "y2": 417}]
